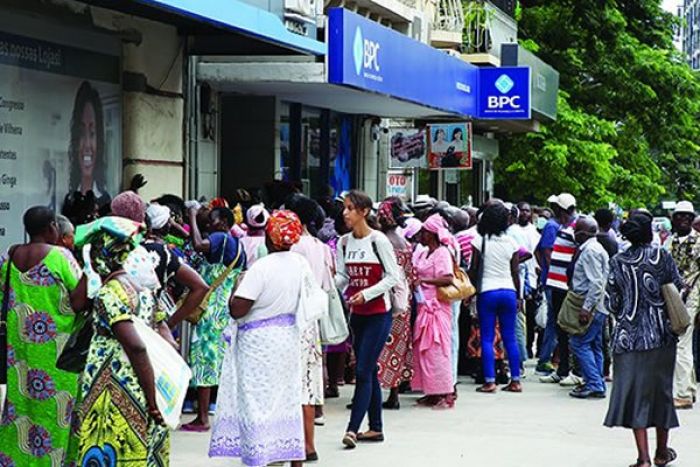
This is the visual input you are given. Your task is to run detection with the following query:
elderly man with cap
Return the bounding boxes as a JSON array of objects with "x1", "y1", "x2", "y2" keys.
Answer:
[
  {"x1": 568, "y1": 216, "x2": 610, "y2": 399},
  {"x1": 667, "y1": 200, "x2": 700, "y2": 409},
  {"x1": 536, "y1": 193, "x2": 582, "y2": 386}
]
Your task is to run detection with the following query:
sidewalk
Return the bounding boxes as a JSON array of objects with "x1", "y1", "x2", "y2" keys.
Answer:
[{"x1": 172, "y1": 370, "x2": 700, "y2": 466}]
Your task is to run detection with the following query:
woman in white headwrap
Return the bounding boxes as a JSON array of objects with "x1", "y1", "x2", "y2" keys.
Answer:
[{"x1": 240, "y1": 203, "x2": 270, "y2": 267}]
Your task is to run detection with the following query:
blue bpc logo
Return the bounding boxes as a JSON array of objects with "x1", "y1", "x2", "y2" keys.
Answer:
[
  {"x1": 495, "y1": 74, "x2": 514, "y2": 94},
  {"x1": 352, "y1": 26, "x2": 381, "y2": 77},
  {"x1": 489, "y1": 73, "x2": 520, "y2": 109}
]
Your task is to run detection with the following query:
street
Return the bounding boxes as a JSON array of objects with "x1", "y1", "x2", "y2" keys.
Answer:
[{"x1": 172, "y1": 366, "x2": 700, "y2": 467}]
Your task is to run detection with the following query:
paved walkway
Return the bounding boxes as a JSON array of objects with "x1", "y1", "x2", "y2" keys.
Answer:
[{"x1": 172, "y1": 369, "x2": 700, "y2": 466}]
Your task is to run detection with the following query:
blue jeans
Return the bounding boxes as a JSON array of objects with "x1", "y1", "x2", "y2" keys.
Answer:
[
  {"x1": 477, "y1": 289, "x2": 520, "y2": 383},
  {"x1": 570, "y1": 311, "x2": 606, "y2": 393},
  {"x1": 347, "y1": 312, "x2": 393, "y2": 433}
]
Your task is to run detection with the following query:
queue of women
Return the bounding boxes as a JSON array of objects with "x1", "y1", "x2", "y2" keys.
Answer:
[{"x1": 0, "y1": 186, "x2": 686, "y2": 467}]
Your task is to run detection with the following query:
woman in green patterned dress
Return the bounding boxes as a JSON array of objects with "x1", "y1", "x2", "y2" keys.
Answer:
[
  {"x1": 69, "y1": 217, "x2": 170, "y2": 466},
  {"x1": 0, "y1": 206, "x2": 88, "y2": 467},
  {"x1": 181, "y1": 206, "x2": 246, "y2": 431}
]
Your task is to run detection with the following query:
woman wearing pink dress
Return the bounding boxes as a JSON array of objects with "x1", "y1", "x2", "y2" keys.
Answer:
[{"x1": 411, "y1": 214, "x2": 456, "y2": 409}]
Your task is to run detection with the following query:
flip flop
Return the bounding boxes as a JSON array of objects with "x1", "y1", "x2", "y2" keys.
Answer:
[
  {"x1": 476, "y1": 384, "x2": 498, "y2": 393},
  {"x1": 502, "y1": 382, "x2": 523, "y2": 393},
  {"x1": 630, "y1": 460, "x2": 651, "y2": 467},
  {"x1": 654, "y1": 447, "x2": 677, "y2": 467},
  {"x1": 180, "y1": 422, "x2": 210, "y2": 432},
  {"x1": 357, "y1": 432, "x2": 385, "y2": 442}
]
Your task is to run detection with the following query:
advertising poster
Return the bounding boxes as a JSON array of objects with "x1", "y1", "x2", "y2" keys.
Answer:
[
  {"x1": 0, "y1": 31, "x2": 121, "y2": 247},
  {"x1": 389, "y1": 128, "x2": 426, "y2": 169},
  {"x1": 427, "y1": 123, "x2": 472, "y2": 170},
  {"x1": 386, "y1": 170, "x2": 413, "y2": 202}
]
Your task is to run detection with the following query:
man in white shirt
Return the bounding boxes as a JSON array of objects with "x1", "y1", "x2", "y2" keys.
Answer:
[{"x1": 512, "y1": 202, "x2": 541, "y2": 358}]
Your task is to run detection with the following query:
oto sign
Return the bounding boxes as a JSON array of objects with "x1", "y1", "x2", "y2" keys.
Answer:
[
  {"x1": 477, "y1": 67, "x2": 531, "y2": 119},
  {"x1": 386, "y1": 171, "x2": 413, "y2": 201}
]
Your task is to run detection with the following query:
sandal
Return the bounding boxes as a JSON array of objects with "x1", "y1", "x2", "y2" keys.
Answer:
[
  {"x1": 630, "y1": 459, "x2": 652, "y2": 467},
  {"x1": 180, "y1": 422, "x2": 210, "y2": 432},
  {"x1": 342, "y1": 432, "x2": 357, "y2": 449},
  {"x1": 432, "y1": 397, "x2": 455, "y2": 410},
  {"x1": 502, "y1": 382, "x2": 523, "y2": 393},
  {"x1": 654, "y1": 447, "x2": 677, "y2": 467},
  {"x1": 476, "y1": 383, "x2": 498, "y2": 393}
]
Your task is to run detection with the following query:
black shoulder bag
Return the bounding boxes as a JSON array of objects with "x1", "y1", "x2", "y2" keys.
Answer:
[{"x1": 1, "y1": 247, "x2": 16, "y2": 418}]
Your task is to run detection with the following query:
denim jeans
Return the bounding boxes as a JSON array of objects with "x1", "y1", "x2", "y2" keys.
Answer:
[
  {"x1": 515, "y1": 308, "x2": 528, "y2": 364},
  {"x1": 347, "y1": 312, "x2": 393, "y2": 433},
  {"x1": 477, "y1": 289, "x2": 520, "y2": 383},
  {"x1": 569, "y1": 311, "x2": 606, "y2": 393}
]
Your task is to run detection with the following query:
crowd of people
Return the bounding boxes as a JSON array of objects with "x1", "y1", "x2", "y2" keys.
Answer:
[{"x1": 1, "y1": 183, "x2": 698, "y2": 467}]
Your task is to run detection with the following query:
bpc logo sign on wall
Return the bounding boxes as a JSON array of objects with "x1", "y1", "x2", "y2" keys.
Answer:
[
  {"x1": 352, "y1": 27, "x2": 383, "y2": 82},
  {"x1": 478, "y1": 67, "x2": 531, "y2": 119}
]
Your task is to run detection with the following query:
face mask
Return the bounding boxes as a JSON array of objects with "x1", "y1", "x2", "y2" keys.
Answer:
[{"x1": 536, "y1": 218, "x2": 547, "y2": 230}]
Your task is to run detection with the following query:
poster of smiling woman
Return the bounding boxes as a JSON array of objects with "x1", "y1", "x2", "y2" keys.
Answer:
[{"x1": 426, "y1": 123, "x2": 472, "y2": 170}]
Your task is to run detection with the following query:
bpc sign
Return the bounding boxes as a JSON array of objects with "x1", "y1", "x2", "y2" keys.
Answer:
[
  {"x1": 477, "y1": 67, "x2": 531, "y2": 120},
  {"x1": 352, "y1": 27, "x2": 382, "y2": 82}
]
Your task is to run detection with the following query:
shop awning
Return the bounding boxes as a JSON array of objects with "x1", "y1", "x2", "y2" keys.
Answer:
[
  {"x1": 198, "y1": 61, "x2": 465, "y2": 119},
  {"x1": 83, "y1": 0, "x2": 327, "y2": 56}
]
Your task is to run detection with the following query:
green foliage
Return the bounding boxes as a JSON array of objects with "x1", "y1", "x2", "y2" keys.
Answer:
[{"x1": 495, "y1": 0, "x2": 700, "y2": 209}]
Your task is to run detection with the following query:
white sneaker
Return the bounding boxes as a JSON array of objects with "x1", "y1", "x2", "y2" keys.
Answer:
[
  {"x1": 314, "y1": 416, "x2": 326, "y2": 426},
  {"x1": 559, "y1": 374, "x2": 585, "y2": 387},
  {"x1": 539, "y1": 374, "x2": 562, "y2": 384}
]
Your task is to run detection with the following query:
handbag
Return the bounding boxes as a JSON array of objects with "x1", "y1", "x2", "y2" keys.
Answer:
[
  {"x1": 185, "y1": 238, "x2": 241, "y2": 325},
  {"x1": 319, "y1": 286, "x2": 349, "y2": 345},
  {"x1": 57, "y1": 269, "x2": 128, "y2": 373},
  {"x1": 56, "y1": 315, "x2": 95, "y2": 373},
  {"x1": 127, "y1": 317, "x2": 192, "y2": 429},
  {"x1": 557, "y1": 291, "x2": 590, "y2": 335},
  {"x1": 661, "y1": 282, "x2": 691, "y2": 336},
  {"x1": 438, "y1": 258, "x2": 476, "y2": 302},
  {"x1": 1, "y1": 247, "x2": 16, "y2": 419}
]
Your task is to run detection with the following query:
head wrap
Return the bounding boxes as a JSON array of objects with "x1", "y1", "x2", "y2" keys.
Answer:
[
  {"x1": 146, "y1": 204, "x2": 171, "y2": 230},
  {"x1": 266, "y1": 210, "x2": 303, "y2": 251},
  {"x1": 209, "y1": 197, "x2": 229, "y2": 209},
  {"x1": 377, "y1": 198, "x2": 407, "y2": 230},
  {"x1": 402, "y1": 217, "x2": 423, "y2": 240},
  {"x1": 621, "y1": 214, "x2": 653, "y2": 246},
  {"x1": 75, "y1": 216, "x2": 145, "y2": 276},
  {"x1": 247, "y1": 204, "x2": 270, "y2": 229},
  {"x1": 111, "y1": 191, "x2": 147, "y2": 223},
  {"x1": 423, "y1": 213, "x2": 456, "y2": 248}
]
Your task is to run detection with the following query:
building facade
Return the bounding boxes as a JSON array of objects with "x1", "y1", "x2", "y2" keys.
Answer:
[
  {"x1": 682, "y1": 0, "x2": 700, "y2": 69},
  {"x1": 0, "y1": 0, "x2": 559, "y2": 248}
]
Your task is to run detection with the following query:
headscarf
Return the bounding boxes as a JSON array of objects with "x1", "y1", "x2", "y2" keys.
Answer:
[
  {"x1": 75, "y1": 216, "x2": 145, "y2": 276},
  {"x1": 266, "y1": 210, "x2": 302, "y2": 251},
  {"x1": 146, "y1": 204, "x2": 171, "y2": 230},
  {"x1": 377, "y1": 197, "x2": 406, "y2": 230},
  {"x1": 246, "y1": 203, "x2": 270, "y2": 229},
  {"x1": 402, "y1": 217, "x2": 423, "y2": 240},
  {"x1": 621, "y1": 214, "x2": 653, "y2": 246},
  {"x1": 209, "y1": 197, "x2": 229, "y2": 209},
  {"x1": 110, "y1": 191, "x2": 147, "y2": 223},
  {"x1": 423, "y1": 213, "x2": 456, "y2": 248}
]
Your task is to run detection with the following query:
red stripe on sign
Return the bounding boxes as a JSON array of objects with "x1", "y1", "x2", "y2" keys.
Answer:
[{"x1": 548, "y1": 272, "x2": 568, "y2": 283}]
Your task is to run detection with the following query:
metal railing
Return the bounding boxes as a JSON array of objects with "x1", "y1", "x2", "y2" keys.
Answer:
[{"x1": 433, "y1": 0, "x2": 465, "y2": 35}]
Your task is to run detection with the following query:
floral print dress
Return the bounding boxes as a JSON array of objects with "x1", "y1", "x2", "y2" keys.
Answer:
[
  {"x1": 0, "y1": 247, "x2": 82, "y2": 467},
  {"x1": 70, "y1": 278, "x2": 170, "y2": 466}
]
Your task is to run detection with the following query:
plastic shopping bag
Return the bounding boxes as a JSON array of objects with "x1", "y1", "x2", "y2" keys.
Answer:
[{"x1": 127, "y1": 319, "x2": 192, "y2": 430}]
